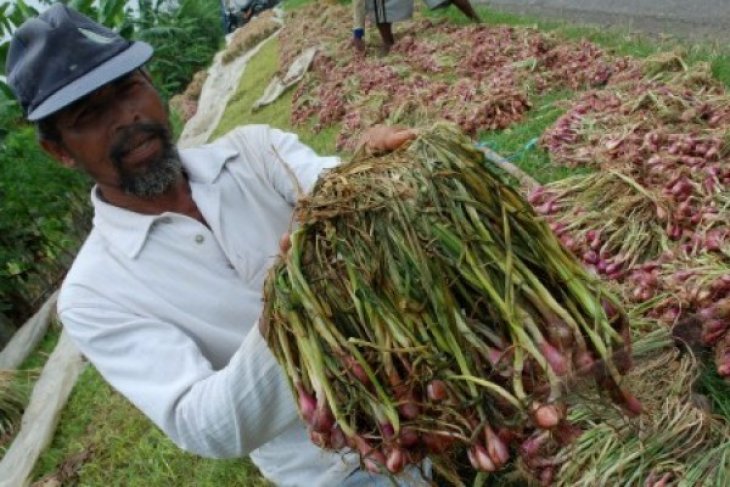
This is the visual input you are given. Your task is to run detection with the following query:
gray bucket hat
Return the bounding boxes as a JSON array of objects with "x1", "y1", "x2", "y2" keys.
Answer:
[{"x1": 5, "y1": 3, "x2": 153, "y2": 121}]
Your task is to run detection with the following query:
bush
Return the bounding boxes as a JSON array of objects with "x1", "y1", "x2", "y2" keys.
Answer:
[
  {"x1": 0, "y1": 115, "x2": 91, "y2": 334},
  {"x1": 135, "y1": 0, "x2": 225, "y2": 100}
]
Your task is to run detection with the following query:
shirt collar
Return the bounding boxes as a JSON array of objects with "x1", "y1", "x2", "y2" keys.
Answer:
[{"x1": 91, "y1": 141, "x2": 239, "y2": 259}]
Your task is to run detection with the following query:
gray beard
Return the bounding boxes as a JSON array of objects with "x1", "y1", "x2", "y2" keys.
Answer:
[{"x1": 118, "y1": 146, "x2": 183, "y2": 198}]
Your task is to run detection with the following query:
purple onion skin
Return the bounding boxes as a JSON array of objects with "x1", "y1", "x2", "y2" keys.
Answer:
[
  {"x1": 539, "y1": 342, "x2": 568, "y2": 376},
  {"x1": 296, "y1": 384, "x2": 317, "y2": 423},
  {"x1": 520, "y1": 431, "x2": 549, "y2": 458},
  {"x1": 311, "y1": 406, "x2": 335, "y2": 433},
  {"x1": 427, "y1": 380, "x2": 449, "y2": 402},
  {"x1": 386, "y1": 448, "x2": 406, "y2": 474},
  {"x1": 484, "y1": 425, "x2": 510, "y2": 467},
  {"x1": 398, "y1": 401, "x2": 420, "y2": 420},
  {"x1": 380, "y1": 422, "x2": 395, "y2": 440},
  {"x1": 398, "y1": 427, "x2": 420, "y2": 448}
]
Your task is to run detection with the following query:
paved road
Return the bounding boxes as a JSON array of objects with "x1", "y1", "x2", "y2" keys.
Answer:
[{"x1": 474, "y1": 0, "x2": 730, "y2": 41}]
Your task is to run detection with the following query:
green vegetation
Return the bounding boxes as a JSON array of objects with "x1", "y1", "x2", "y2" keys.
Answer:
[
  {"x1": 476, "y1": 90, "x2": 593, "y2": 184},
  {"x1": 2, "y1": 325, "x2": 268, "y2": 485},
  {"x1": 697, "y1": 363, "x2": 730, "y2": 422},
  {"x1": 134, "y1": 0, "x2": 225, "y2": 99},
  {"x1": 0, "y1": 120, "x2": 91, "y2": 337},
  {"x1": 8, "y1": 0, "x2": 730, "y2": 485},
  {"x1": 212, "y1": 38, "x2": 292, "y2": 138}
]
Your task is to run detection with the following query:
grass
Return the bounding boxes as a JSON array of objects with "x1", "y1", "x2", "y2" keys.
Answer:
[
  {"x1": 476, "y1": 89, "x2": 593, "y2": 184},
  {"x1": 211, "y1": 37, "x2": 291, "y2": 139},
  {"x1": 211, "y1": 36, "x2": 341, "y2": 155},
  {"x1": 17, "y1": 0, "x2": 730, "y2": 485},
  {"x1": 0, "y1": 324, "x2": 267, "y2": 486},
  {"x1": 31, "y1": 365, "x2": 269, "y2": 486},
  {"x1": 697, "y1": 363, "x2": 730, "y2": 422}
]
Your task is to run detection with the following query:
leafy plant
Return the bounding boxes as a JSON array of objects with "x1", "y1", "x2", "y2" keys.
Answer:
[
  {"x1": 0, "y1": 370, "x2": 28, "y2": 439},
  {"x1": 134, "y1": 0, "x2": 224, "y2": 99},
  {"x1": 0, "y1": 0, "x2": 42, "y2": 119},
  {"x1": 0, "y1": 125, "x2": 92, "y2": 327}
]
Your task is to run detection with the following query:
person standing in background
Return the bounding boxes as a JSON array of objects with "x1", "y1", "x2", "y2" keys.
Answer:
[
  {"x1": 368, "y1": 0, "x2": 414, "y2": 55},
  {"x1": 354, "y1": 0, "x2": 480, "y2": 54},
  {"x1": 352, "y1": 0, "x2": 367, "y2": 52}
]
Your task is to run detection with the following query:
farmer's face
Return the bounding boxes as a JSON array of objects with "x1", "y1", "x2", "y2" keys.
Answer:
[{"x1": 43, "y1": 70, "x2": 182, "y2": 198}]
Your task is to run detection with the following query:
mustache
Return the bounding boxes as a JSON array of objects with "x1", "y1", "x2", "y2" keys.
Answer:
[{"x1": 109, "y1": 123, "x2": 171, "y2": 163}]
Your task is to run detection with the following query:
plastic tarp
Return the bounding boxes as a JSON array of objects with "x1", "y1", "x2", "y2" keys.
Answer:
[
  {"x1": 178, "y1": 23, "x2": 282, "y2": 148},
  {"x1": 252, "y1": 46, "x2": 318, "y2": 112}
]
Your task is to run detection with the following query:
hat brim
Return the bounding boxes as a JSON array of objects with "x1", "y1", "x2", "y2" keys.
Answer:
[{"x1": 27, "y1": 40, "x2": 154, "y2": 122}]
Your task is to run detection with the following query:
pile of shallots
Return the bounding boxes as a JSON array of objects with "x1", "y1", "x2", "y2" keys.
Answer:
[
  {"x1": 279, "y1": 3, "x2": 636, "y2": 150},
  {"x1": 537, "y1": 55, "x2": 730, "y2": 377}
]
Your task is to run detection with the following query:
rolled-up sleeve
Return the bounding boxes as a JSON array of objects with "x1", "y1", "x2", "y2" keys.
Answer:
[{"x1": 59, "y1": 302, "x2": 298, "y2": 458}]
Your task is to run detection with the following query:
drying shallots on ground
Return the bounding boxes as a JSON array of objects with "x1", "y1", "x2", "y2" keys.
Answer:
[
  {"x1": 536, "y1": 53, "x2": 730, "y2": 377},
  {"x1": 279, "y1": 3, "x2": 636, "y2": 151}
]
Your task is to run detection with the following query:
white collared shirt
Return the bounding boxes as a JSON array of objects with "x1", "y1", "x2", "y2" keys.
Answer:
[{"x1": 57, "y1": 125, "x2": 364, "y2": 486}]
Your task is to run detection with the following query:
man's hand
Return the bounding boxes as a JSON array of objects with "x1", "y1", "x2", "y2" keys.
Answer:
[{"x1": 358, "y1": 126, "x2": 417, "y2": 154}]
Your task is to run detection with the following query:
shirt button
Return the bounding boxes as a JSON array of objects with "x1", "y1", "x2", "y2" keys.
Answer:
[{"x1": 195, "y1": 234, "x2": 205, "y2": 244}]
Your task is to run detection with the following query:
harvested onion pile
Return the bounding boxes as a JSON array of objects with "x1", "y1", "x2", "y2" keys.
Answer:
[
  {"x1": 536, "y1": 55, "x2": 730, "y2": 378},
  {"x1": 530, "y1": 170, "x2": 672, "y2": 276},
  {"x1": 557, "y1": 326, "x2": 730, "y2": 487},
  {"x1": 282, "y1": 3, "x2": 636, "y2": 151},
  {"x1": 263, "y1": 124, "x2": 638, "y2": 480}
]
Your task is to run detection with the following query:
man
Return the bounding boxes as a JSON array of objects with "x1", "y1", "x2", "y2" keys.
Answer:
[{"x1": 6, "y1": 4, "x2": 419, "y2": 485}]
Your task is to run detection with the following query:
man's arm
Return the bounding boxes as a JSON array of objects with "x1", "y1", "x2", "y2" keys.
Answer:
[
  {"x1": 229, "y1": 124, "x2": 415, "y2": 205},
  {"x1": 59, "y1": 302, "x2": 298, "y2": 458}
]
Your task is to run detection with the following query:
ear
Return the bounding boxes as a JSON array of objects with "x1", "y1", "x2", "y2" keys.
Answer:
[{"x1": 40, "y1": 139, "x2": 76, "y2": 168}]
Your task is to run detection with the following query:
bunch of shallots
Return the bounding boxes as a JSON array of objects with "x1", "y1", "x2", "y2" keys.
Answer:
[{"x1": 263, "y1": 124, "x2": 638, "y2": 482}]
